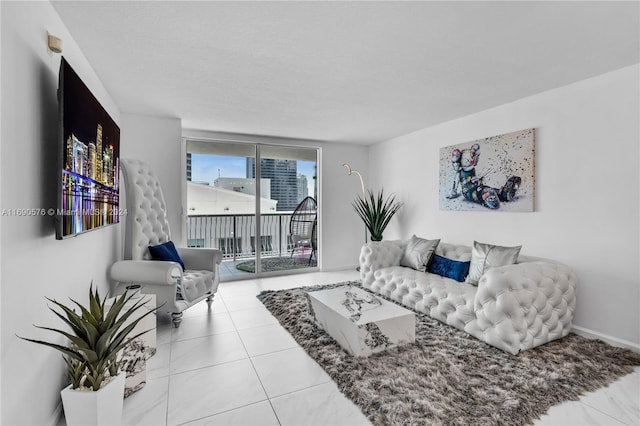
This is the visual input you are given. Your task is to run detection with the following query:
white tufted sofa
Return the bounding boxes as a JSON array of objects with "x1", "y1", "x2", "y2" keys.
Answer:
[
  {"x1": 111, "y1": 159, "x2": 222, "y2": 327},
  {"x1": 360, "y1": 240, "x2": 577, "y2": 355}
]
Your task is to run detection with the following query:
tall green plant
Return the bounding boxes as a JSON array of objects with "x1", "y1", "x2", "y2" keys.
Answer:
[
  {"x1": 352, "y1": 189, "x2": 402, "y2": 241},
  {"x1": 19, "y1": 286, "x2": 156, "y2": 391}
]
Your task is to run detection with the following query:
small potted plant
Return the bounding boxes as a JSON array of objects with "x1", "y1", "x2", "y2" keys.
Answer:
[
  {"x1": 18, "y1": 285, "x2": 155, "y2": 426},
  {"x1": 352, "y1": 189, "x2": 403, "y2": 241}
]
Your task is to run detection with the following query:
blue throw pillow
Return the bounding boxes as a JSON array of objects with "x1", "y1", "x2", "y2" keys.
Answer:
[
  {"x1": 148, "y1": 241, "x2": 185, "y2": 271},
  {"x1": 428, "y1": 254, "x2": 470, "y2": 283}
]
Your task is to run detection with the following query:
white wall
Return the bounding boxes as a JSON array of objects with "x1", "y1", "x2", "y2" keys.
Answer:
[
  {"x1": 1, "y1": 2, "x2": 122, "y2": 424},
  {"x1": 320, "y1": 139, "x2": 370, "y2": 270},
  {"x1": 183, "y1": 130, "x2": 370, "y2": 270},
  {"x1": 370, "y1": 65, "x2": 640, "y2": 346},
  {"x1": 119, "y1": 113, "x2": 183, "y2": 248}
]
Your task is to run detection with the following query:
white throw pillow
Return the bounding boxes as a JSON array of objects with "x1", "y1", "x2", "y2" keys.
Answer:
[
  {"x1": 400, "y1": 235, "x2": 440, "y2": 272},
  {"x1": 466, "y1": 241, "x2": 521, "y2": 285}
]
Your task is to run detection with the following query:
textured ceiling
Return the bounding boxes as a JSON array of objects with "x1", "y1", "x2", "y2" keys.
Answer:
[{"x1": 52, "y1": 1, "x2": 639, "y2": 145}]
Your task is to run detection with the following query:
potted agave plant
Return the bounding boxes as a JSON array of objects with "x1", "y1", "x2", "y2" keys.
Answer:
[
  {"x1": 352, "y1": 189, "x2": 403, "y2": 241},
  {"x1": 18, "y1": 286, "x2": 155, "y2": 426}
]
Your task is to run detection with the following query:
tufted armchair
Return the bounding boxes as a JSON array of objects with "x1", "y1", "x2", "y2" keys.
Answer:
[
  {"x1": 110, "y1": 159, "x2": 222, "y2": 327},
  {"x1": 360, "y1": 240, "x2": 577, "y2": 355}
]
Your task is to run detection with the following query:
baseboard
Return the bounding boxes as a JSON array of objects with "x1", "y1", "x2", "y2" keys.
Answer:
[{"x1": 571, "y1": 325, "x2": 640, "y2": 353}]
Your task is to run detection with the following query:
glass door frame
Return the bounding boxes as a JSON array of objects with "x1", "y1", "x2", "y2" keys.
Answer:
[{"x1": 182, "y1": 136, "x2": 320, "y2": 281}]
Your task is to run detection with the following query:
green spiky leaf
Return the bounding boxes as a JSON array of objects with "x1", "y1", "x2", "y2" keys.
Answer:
[
  {"x1": 352, "y1": 189, "x2": 402, "y2": 241},
  {"x1": 18, "y1": 284, "x2": 159, "y2": 391}
]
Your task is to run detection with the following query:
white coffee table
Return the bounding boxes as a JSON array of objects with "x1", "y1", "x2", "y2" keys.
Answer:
[{"x1": 306, "y1": 285, "x2": 415, "y2": 356}]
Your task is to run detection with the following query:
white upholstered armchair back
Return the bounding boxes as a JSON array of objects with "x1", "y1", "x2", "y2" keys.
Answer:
[{"x1": 120, "y1": 158, "x2": 172, "y2": 261}]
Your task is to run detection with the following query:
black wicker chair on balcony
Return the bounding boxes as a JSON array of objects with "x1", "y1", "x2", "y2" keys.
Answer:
[{"x1": 289, "y1": 196, "x2": 317, "y2": 265}]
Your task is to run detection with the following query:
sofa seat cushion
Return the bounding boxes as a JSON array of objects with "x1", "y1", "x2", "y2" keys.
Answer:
[
  {"x1": 369, "y1": 266, "x2": 477, "y2": 331},
  {"x1": 180, "y1": 270, "x2": 214, "y2": 302}
]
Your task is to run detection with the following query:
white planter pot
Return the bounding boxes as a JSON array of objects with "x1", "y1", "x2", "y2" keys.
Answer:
[{"x1": 60, "y1": 373, "x2": 126, "y2": 426}]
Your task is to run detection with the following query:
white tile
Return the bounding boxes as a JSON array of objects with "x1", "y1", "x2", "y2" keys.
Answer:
[
  {"x1": 286, "y1": 271, "x2": 359, "y2": 287},
  {"x1": 284, "y1": 273, "x2": 320, "y2": 286},
  {"x1": 170, "y1": 331, "x2": 248, "y2": 374},
  {"x1": 122, "y1": 376, "x2": 169, "y2": 426},
  {"x1": 218, "y1": 281, "x2": 261, "y2": 298},
  {"x1": 250, "y1": 276, "x2": 295, "y2": 285},
  {"x1": 228, "y1": 306, "x2": 279, "y2": 330},
  {"x1": 167, "y1": 359, "x2": 267, "y2": 425},
  {"x1": 146, "y1": 342, "x2": 171, "y2": 380},
  {"x1": 238, "y1": 323, "x2": 298, "y2": 357},
  {"x1": 251, "y1": 347, "x2": 331, "y2": 397},
  {"x1": 577, "y1": 368, "x2": 640, "y2": 425},
  {"x1": 322, "y1": 270, "x2": 361, "y2": 283},
  {"x1": 181, "y1": 297, "x2": 227, "y2": 317},
  {"x1": 254, "y1": 276, "x2": 301, "y2": 292},
  {"x1": 535, "y1": 400, "x2": 624, "y2": 425},
  {"x1": 170, "y1": 311, "x2": 236, "y2": 342},
  {"x1": 271, "y1": 381, "x2": 371, "y2": 426},
  {"x1": 221, "y1": 293, "x2": 266, "y2": 312},
  {"x1": 181, "y1": 400, "x2": 279, "y2": 426},
  {"x1": 282, "y1": 273, "x2": 330, "y2": 287},
  {"x1": 156, "y1": 315, "x2": 173, "y2": 346}
]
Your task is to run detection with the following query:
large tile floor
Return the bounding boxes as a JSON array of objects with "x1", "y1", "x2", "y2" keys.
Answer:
[{"x1": 122, "y1": 270, "x2": 640, "y2": 425}]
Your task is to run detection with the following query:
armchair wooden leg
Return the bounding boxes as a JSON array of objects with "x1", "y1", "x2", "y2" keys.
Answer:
[
  {"x1": 206, "y1": 294, "x2": 214, "y2": 308},
  {"x1": 171, "y1": 312, "x2": 183, "y2": 328}
]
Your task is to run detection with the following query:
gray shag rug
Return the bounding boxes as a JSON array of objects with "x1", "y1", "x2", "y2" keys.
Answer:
[{"x1": 256, "y1": 281, "x2": 640, "y2": 426}]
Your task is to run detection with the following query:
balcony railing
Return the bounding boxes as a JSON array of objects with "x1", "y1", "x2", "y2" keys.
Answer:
[{"x1": 186, "y1": 213, "x2": 296, "y2": 260}]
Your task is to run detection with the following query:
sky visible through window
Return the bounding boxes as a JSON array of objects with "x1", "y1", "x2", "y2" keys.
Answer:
[{"x1": 191, "y1": 154, "x2": 316, "y2": 197}]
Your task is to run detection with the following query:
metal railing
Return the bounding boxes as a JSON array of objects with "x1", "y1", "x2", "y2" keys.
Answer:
[{"x1": 186, "y1": 213, "x2": 296, "y2": 260}]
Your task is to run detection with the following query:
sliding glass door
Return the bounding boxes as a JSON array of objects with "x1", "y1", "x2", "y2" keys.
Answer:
[
  {"x1": 256, "y1": 145, "x2": 318, "y2": 274},
  {"x1": 186, "y1": 139, "x2": 318, "y2": 279}
]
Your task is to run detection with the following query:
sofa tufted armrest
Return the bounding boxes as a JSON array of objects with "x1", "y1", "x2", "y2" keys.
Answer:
[
  {"x1": 177, "y1": 247, "x2": 222, "y2": 271},
  {"x1": 111, "y1": 260, "x2": 182, "y2": 286},
  {"x1": 359, "y1": 240, "x2": 406, "y2": 287},
  {"x1": 468, "y1": 260, "x2": 577, "y2": 355}
]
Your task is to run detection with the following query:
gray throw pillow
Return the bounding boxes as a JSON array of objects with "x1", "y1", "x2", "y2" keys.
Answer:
[
  {"x1": 466, "y1": 241, "x2": 521, "y2": 285},
  {"x1": 400, "y1": 235, "x2": 440, "y2": 272}
]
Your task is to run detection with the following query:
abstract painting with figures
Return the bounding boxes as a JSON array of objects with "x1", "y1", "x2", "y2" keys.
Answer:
[{"x1": 439, "y1": 128, "x2": 535, "y2": 212}]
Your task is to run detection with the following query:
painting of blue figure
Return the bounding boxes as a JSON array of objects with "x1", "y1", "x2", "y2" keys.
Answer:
[{"x1": 439, "y1": 128, "x2": 535, "y2": 212}]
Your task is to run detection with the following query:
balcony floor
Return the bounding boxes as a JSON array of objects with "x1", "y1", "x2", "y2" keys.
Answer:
[
  {"x1": 219, "y1": 259, "x2": 253, "y2": 279},
  {"x1": 219, "y1": 255, "x2": 317, "y2": 279}
]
